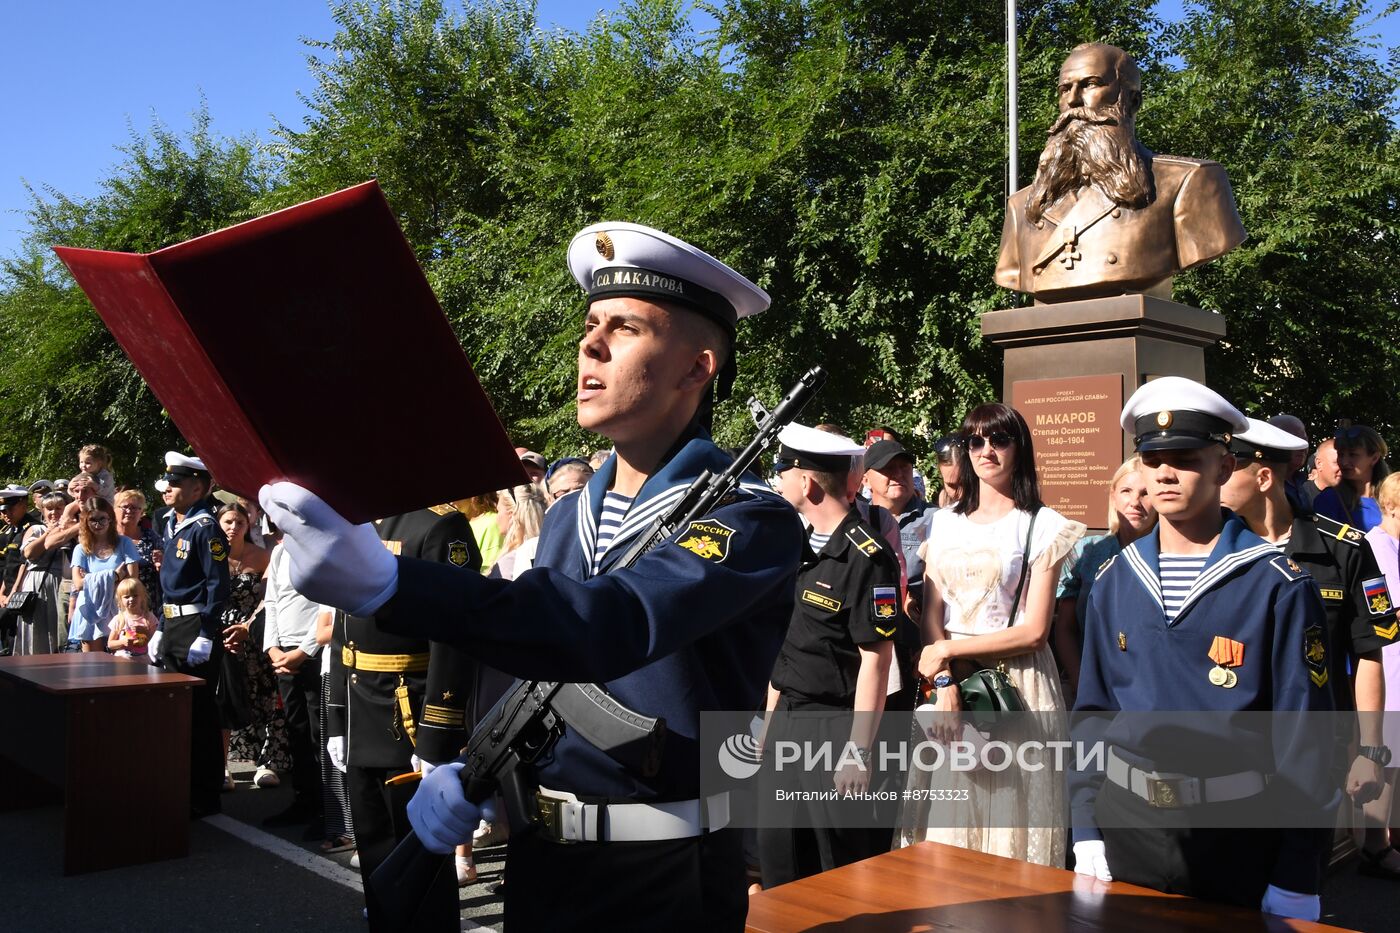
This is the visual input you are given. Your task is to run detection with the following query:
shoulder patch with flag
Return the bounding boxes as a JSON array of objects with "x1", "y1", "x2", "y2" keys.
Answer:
[
  {"x1": 871, "y1": 585, "x2": 898, "y2": 636},
  {"x1": 1364, "y1": 576, "x2": 1393, "y2": 617},
  {"x1": 676, "y1": 519, "x2": 735, "y2": 563}
]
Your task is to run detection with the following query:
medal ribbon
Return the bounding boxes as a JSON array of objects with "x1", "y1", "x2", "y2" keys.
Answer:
[{"x1": 1208, "y1": 636, "x2": 1244, "y2": 668}]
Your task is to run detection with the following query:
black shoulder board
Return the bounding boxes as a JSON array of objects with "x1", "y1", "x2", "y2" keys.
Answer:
[
  {"x1": 428, "y1": 503, "x2": 458, "y2": 516},
  {"x1": 844, "y1": 526, "x2": 884, "y2": 560},
  {"x1": 1312, "y1": 513, "x2": 1363, "y2": 546},
  {"x1": 1269, "y1": 554, "x2": 1311, "y2": 582}
]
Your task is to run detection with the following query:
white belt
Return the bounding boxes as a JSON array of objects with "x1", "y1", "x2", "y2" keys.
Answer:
[
  {"x1": 1106, "y1": 747, "x2": 1268, "y2": 808},
  {"x1": 535, "y1": 786, "x2": 730, "y2": 843},
  {"x1": 162, "y1": 603, "x2": 203, "y2": 619}
]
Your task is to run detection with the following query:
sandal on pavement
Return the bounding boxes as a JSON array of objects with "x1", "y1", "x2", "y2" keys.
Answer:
[
  {"x1": 456, "y1": 856, "x2": 477, "y2": 886},
  {"x1": 320, "y1": 835, "x2": 355, "y2": 855},
  {"x1": 1359, "y1": 846, "x2": 1400, "y2": 880}
]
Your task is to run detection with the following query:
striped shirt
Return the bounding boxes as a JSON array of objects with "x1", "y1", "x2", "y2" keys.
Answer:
[
  {"x1": 1159, "y1": 553, "x2": 1208, "y2": 621},
  {"x1": 808, "y1": 530, "x2": 832, "y2": 553},
  {"x1": 591, "y1": 491, "x2": 635, "y2": 574}
]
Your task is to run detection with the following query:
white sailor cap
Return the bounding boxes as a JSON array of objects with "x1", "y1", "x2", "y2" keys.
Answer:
[
  {"x1": 0, "y1": 483, "x2": 31, "y2": 502},
  {"x1": 568, "y1": 222, "x2": 770, "y2": 335},
  {"x1": 27, "y1": 480, "x2": 53, "y2": 493},
  {"x1": 776, "y1": 424, "x2": 865, "y2": 473},
  {"x1": 1229, "y1": 417, "x2": 1308, "y2": 464},
  {"x1": 1120, "y1": 376, "x2": 1249, "y2": 452},
  {"x1": 162, "y1": 451, "x2": 211, "y2": 483}
]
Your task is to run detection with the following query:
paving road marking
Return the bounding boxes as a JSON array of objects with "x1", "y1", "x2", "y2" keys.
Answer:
[{"x1": 202, "y1": 814, "x2": 491, "y2": 930}]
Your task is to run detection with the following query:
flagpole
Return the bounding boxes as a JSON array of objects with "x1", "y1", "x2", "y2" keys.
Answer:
[{"x1": 1006, "y1": 0, "x2": 1019, "y2": 197}]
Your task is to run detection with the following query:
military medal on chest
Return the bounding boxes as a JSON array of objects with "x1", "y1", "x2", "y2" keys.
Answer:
[{"x1": 1207, "y1": 635, "x2": 1245, "y2": 688}]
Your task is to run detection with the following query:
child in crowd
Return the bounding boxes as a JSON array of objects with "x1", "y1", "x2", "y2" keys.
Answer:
[
  {"x1": 78, "y1": 444, "x2": 117, "y2": 502},
  {"x1": 106, "y1": 578, "x2": 157, "y2": 658}
]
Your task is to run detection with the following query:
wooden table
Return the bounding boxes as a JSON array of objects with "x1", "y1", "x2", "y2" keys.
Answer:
[
  {"x1": 0, "y1": 654, "x2": 201, "y2": 874},
  {"x1": 745, "y1": 842, "x2": 1353, "y2": 932}
]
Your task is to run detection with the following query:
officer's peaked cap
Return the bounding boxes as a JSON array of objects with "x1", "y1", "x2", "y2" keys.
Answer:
[
  {"x1": 162, "y1": 451, "x2": 211, "y2": 482},
  {"x1": 1230, "y1": 418, "x2": 1307, "y2": 464},
  {"x1": 777, "y1": 424, "x2": 864, "y2": 473},
  {"x1": 568, "y1": 222, "x2": 770, "y2": 335},
  {"x1": 1120, "y1": 376, "x2": 1248, "y2": 452}
]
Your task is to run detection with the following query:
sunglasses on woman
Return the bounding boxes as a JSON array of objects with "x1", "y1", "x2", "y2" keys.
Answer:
[{"x1": 966, "y1": 432, "x2": 1014, "y2": 452}]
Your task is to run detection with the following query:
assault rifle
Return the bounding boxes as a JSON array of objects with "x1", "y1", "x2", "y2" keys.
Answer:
[{"x1": 367, "y1": 366, "x2": 827, "y2": 931}]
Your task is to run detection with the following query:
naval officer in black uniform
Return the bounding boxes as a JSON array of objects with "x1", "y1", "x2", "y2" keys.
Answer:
[
  {"x1": 759, "y1": 423, "x2": 901, "y2": 886},
  {"x1": 1221, "y1": 417, "x2": 1397, "y2": 873},
  {"x1": 147, "y1": 452, "x2": 231, "y2": 817},
  {"x1": 327, "y1": 504, "x2": 480, "y2": 927}
]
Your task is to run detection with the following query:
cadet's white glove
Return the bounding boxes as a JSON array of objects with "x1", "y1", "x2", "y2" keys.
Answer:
[
  {"x1": 1260, "y1": 885, "x2": 1320, "y2": 921},
  {"x1": 147, "y1": 631, "x2": 163, "y2": 663},
  {"x1": 186, "y1": 635, "x2": 214, "y2": 666},
  {"x1": 258, "y1": 482, "x2": 398, "y2": 616},
  {"x1": 407, "y1": 761, "x2": 495, "y2": 854},
  {"x1": 410, "y1": 754, "x2": 437, "y2": 777},
  {"x1": 1072, "y1": 839, "x2": 1113, "y2": 882},
  {"x1": 327, "y1": 736, "x2": 348, "y2": 774}
]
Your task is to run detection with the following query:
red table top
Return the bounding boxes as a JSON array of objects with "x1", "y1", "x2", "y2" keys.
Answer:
[{"x1": 0, "y1": 654, "x2": 202, "y2": 694}]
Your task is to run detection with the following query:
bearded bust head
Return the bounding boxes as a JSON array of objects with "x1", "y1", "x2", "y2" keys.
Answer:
[{"x1": 995, "y1": 44, "x2": 1245, "y2": 302}]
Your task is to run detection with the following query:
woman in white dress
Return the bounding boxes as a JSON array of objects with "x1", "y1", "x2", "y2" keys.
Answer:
[{"x1": 903, "y1": 402, "x2": 1084, "y2": 867}]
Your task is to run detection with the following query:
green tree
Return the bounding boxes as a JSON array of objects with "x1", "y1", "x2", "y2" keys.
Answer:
[
  {"x1": 1146, "y1": 0, "x2": 1400, "y2": 436},
  {"x1": 0, "y1": 109, "x2": 278, "y2": 484}
]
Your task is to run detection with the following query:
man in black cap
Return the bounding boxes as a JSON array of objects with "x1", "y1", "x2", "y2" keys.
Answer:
[{"x1": 147, "y1": 451, "x2": 230, "y2": 817}]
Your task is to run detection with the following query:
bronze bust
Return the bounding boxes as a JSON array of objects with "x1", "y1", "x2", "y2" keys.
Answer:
[{"x1": 995, "y1": 43, "x2": 1246, "y2": 302}]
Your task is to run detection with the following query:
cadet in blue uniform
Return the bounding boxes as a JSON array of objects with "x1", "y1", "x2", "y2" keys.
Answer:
[
  {"x1": 1071, "y1": 378, "x2": 1336, "y2": 922},
  {"x1": 262, "y1": 222, "x2": 803, "y2": 931},
  {"x1": 148, "y1": 452, "x2": 231, "y2": 817},
  {"x1": 759, "y1": 424, "x2": 899, "y2": 886},
  {"x1": 1221, "y1": 418, "x2": 1397, "y2": 873},
  {"x1": 327, "y1": 505, "x2": 481, "y2": 928}
]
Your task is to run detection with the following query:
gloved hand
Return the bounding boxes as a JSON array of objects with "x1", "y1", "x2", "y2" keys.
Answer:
[
  {"x1": 186, "y1": 635, "x2": 214, "y2": 666},
  {"x1": 258, "y1": 482, "x2": 398, "y2": 616},
  {"x1": 327, "y1": 736, "x2": 348, "y2": 774},
  {"x1": 1072, "y1": 839, "x2": 1113, "y2": 882},
  {"x1": 1260, "y1": 885, "x2": 1320, "y2": 921},
  {"x1": 407, "y1": 761, "x2": 496, "y2": 854},
  {"x1": 147, "y1": 631, "x2": 163, "y2": 663},
  {"x1": 410, "y1": 754, "x2": 437, "y2": 777}
]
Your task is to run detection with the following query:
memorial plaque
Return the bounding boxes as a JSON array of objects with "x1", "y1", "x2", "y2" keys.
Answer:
[{"x1": 1011, "y1": 374, "x2": 1123, "y2": 527}]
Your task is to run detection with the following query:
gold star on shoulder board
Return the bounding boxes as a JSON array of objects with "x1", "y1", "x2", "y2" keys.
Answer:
[{"x1": 441, "y1": 690, "x2": 454, "y2": 702}]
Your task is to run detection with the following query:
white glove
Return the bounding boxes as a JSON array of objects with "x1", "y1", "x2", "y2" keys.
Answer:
[
  {"x1": 327, "y1": 736, "x2": 348, "y2": 774},
  {"x1": 147, "y1": 631, "x2": 163, "y2": 663},
  {"x1": 186, "y1": 635, "x2": 214, "y2": 666},
  {"x1": 1072, "y1": 839, "x2": 1113, "y2": 882},
  {"x1": 407, "y1": 761, "x2": 495, "y2": 855},
  {"x1": 410, "y1": 754, "x2": 437, "y2": 777},
  {"x1": 1260, "y1": 885, "x2": 1320, "y2": 921},
  {"x1": 258, "y1": 482, "x2": 398, "y2": 616}
]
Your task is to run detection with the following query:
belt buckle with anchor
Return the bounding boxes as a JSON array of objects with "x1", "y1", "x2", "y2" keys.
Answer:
[{"x1": 535, "y1": 792, "x2": 578, "y2": 844}]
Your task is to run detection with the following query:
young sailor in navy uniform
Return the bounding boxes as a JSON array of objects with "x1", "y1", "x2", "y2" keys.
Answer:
[
  {"x1": 327, "y1": 505, "x2": 481, "y2": 926},
  {"x1": 1221, "y1": 417, "x2": 1397, "y2": 874},
  {"x1": 262, "y1": 223, "x2": 803, "y2": 931},
  {"x1": 147, "y1": 452, "x2": 231, "y2": 817},
  {"x1": 758, "y1": 424, "x2": 900, "y2": 886},
  {"x1": 1071, "y1": 378, "x2": 1336, "y2": 921}
]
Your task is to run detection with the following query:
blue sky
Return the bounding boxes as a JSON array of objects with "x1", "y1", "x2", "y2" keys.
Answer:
[{"x1": 1, "y1": 0, "x2": 1394, "y2": 260}]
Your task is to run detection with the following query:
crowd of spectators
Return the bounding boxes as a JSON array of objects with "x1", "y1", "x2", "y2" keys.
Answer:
[{"x1": 0, "y1": 413, "x2": 1395, "y2": 908}]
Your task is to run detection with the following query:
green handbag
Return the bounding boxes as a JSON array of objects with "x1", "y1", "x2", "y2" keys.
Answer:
[{"x1": 955, "y1": 510, "x2": 1037, "y2": 729}]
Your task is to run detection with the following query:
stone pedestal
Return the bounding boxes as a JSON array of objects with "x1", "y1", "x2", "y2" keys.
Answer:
[{"x1": 980, "y1": 295, "x2": 1226, "y2": 527}]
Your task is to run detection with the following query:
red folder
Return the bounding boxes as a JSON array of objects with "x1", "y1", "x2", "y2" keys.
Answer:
[{"x1": 54, "y1": 181, "x2": 526, "y2": 524}]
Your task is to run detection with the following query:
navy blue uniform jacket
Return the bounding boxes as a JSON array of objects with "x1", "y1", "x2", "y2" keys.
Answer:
[
  {"x1": 1072, "y1": 513, "x2": 1336, "y2": 893},
  {"x1": 378, "y1": 433, "x2": 803, "y2": 802},
  {"x1": 159, "y1": 503, "x2": 230, "y2": 640}
]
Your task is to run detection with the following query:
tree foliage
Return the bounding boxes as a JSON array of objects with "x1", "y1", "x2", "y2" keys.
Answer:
[{"x1": 0, "y1": 0, "x2": 1395, "y2": 485}]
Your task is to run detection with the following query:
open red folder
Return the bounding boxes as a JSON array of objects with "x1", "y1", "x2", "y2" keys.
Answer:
[{"x1": 54, "y1": 181, "x2": 527, "y2": 524}]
